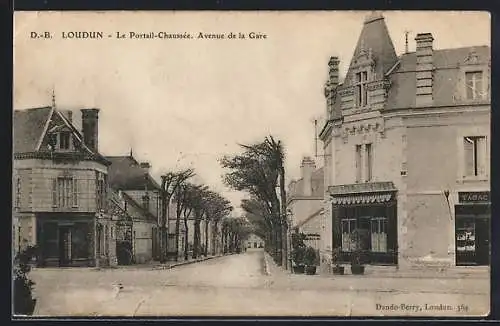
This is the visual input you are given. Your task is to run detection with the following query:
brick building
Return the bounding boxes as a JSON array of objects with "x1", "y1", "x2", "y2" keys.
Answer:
[
  {"x1": 318, "y1": 12, "x2": 490, "y2": 270},
  {"x1": 13, "y1": 104, "x2": 115, "y2": 267}
]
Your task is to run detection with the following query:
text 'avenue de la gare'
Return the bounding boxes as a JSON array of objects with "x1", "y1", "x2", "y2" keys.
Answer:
[{"x1": 30, "y1": 31, "x2": 268, "y2": 40}]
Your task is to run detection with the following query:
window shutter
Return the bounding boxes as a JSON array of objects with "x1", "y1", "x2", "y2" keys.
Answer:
[
  {"x1": 477, "y1": 137, "x2": 487, "y2": 176},
  {"x1": 52, "y1": 178, "x2": 58, "y2": 207},
  {"x1": 73, "y1": 178, "x2": 78, "y2": 207},
  {"x1": 463, "y1": 137, "x2": 475, "y2": 176}
]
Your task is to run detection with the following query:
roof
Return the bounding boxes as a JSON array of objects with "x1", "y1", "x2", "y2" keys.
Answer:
[
  {"x1": 106, "y1": 155, "x2": 161, "y2": 191},
  {"x1": 344, "y1": 13, "x2": 398, "y2": 85},
  {"x1": 386, "y1": 46, "x2": 490, "y2": 109},
  {"x1": 13, "y1": 107, "x2": 53, "y2": 153},
  {"x1": 121, "y1": 191, "x2": 156, "y2": 220}
]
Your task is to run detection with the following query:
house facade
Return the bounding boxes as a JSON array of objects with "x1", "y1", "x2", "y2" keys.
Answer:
[
  {"x1": 13, "y1": 105, "x2": 115, "y2": 267},
  {"x1": 319, "y1": 12, "x2": 490, "y2": 270},
  {"x1": 246, "y1": 233, "x2": 264, "y2": 249},
  {"x1": 106, "y1": 154, "x2": 161, "y2": 264}
]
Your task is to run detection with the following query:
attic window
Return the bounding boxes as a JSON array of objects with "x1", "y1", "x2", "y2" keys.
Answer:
[
  {"x1": 465, "y1": 71, "x2": 484, "y2": 100},
  {"x1": 59, "y1": 131, "x2": 71, "y2": 150},
  {"x1": 355, "y1": 71, "x2": 368, "y2": 107}
]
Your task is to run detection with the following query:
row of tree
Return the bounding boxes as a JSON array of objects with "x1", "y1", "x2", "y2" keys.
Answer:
[
  {"x1": 156, "y1": 168, "x2": 250, "y2": 262},
  {"x1": 220, "y1": 135, "x2": 289, "y2": 269}
]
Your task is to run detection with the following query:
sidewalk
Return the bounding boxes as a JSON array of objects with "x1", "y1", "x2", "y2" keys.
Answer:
[{"x1": 262, "y1": 252, "x2": 489, "y2": 295}]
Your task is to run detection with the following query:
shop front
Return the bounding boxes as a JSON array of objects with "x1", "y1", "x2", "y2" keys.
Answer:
[
  {"x1": 455, "y1": 191, "x2": 490, "y2": 266},
  {"x1": 36, "y1": 213, "x2": 96, "y2": 267},
  {"x1": 330, "y1": 182, "x2": 398, "y2": 265}
]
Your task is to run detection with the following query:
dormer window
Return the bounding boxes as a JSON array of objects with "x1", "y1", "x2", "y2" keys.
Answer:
[
  {"x1": 355, "y1": 71, "x2": 368, "y2": 107},
  {"x1": 465, "y1": 71, "x2": 484, "y2": 100},
  {"x1": 59, "y1": 131, "x2": 71, "y2": 150}
]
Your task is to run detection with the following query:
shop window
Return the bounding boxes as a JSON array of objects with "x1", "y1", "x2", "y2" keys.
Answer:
[
  {"x1": 42, "y1": 222, "x2": 59, "y2": 258},
  {"x1": 464, "y1": 136, "x2": 487, "y2": 177},
  {"x1": 465, "y1": 71, "x2": 484, "y2": 100},
  {"x1": 456, "y1": 218, "x2": 476, "y2": 253},
  {"x1": 341, "y1": 218, "x2": 357, "y2": 252},
  {"x1": 355, "y1": 71, "x2": 368, "y2": 107},
  {"x1": 371, "y1": 217, "x2": 388, "y2": 252}
]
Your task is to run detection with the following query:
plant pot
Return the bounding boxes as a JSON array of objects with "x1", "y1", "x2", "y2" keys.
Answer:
[
  {"x1": 350, "y1": 264, "x2": 365, "y2": 275},
  {"x1": 293, "y1": 265, "x2": 305, "y2": 274},
  {"x1": 332, "y1": 265, "x2": 345, "y2": 275},
  {"x1": 305, "y1": 265, "x2": 317, "y2": 275}
]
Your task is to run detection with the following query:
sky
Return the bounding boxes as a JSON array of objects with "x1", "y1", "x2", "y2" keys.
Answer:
[{"x1": 13, "y1": 11, "x2": 490, "y2": 215}]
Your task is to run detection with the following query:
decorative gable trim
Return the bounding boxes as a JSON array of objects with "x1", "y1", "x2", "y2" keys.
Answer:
[{"x1": 35, "y1": 107, "x2": 55, "y2": 151}]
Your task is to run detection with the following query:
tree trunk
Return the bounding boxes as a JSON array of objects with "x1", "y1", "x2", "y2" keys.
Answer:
[
  {"x1": 279, "y1": 165, "x2": 288, "y2": 269},
  {"x1": 204, "y1": 220, "x2": 209, "y2": 257},
  {"x1": 211, "y1": 222, "x2": 218, "y2": 256},
  {"x1": 183, "y1": 217, "x2": 189, "y2": 261},
  {"x1": 174, "y1": 214, "x2": 181, "y2": 262},
  {"x1": 193, "y1": 218, "x2": 201, "y2": 259}
]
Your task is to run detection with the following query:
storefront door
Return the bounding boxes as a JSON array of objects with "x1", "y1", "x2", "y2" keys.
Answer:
[
  {"x1": 58, "y1": 226, "x2": 71, "y2": 266},
  {"x1": 475, "y1": 218, "x2": 490, "y2": 265}
]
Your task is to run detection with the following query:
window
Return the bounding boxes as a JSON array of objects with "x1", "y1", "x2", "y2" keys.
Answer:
[
  {"x1": 355, "y1": 145, "x2": 362, "y2": 183},
  {"x1": 341, "y1": 218, "x2": 357, "y2": 252},
  {"x1": 465, "y1": 71, "x2": 484, "y2": 100},
  {"x1": 365, "y1": 143, "x2": 373, "y2": 182},
  {"x1": 42, "y1": 222, "x2": 59, "y2": 258},
  {"x1": 142, "y1": 195, "x2": 150, "y2": 210},
  {"x1": 464, "y1": 136, "x2": 487, "y2": 177},
  {"x1": 371, "y1": 217, "x2": 388, "y2": 252},
  {"x1": 456, "y1": 218, "x2": 476, "y2": 253},
  {"x1": 96, "y1": 173, "x2": 107, "y2": 210},
  {"x1": 53, "y1": 177, "x2": 77, "y2": 208},
  {"x1": 72, "y1": 223, "x2": 91, "y2": 259},
  {"x1": 15, "y1": 177, "x2": 21, "y2": 208},
  {"x1": 355, "y1": 71, "x2": 368, "y2": 107},
  {"x1": 59, "y1": 132, "x2": 71, "y2": 150}
]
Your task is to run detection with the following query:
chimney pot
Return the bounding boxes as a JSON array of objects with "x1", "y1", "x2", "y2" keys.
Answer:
[{"x1": 300, "y1": 156, "x2": 316, "y2": 197}]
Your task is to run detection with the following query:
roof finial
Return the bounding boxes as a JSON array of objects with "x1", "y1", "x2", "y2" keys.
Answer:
[
  {"x1": 51, "y1": 87, "x2": 56, "y2": 109},
  {"x1": 129, "y1": 148, "x2": 133, "y2": 157}
]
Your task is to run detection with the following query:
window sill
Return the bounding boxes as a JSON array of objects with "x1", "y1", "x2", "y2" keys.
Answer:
[{"x1": 458, "y1": 176, "x2": 489, "y2": 183}]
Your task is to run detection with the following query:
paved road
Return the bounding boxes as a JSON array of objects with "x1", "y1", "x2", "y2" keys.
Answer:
[{"x1": 29, "y1": 249, "x2": 489, "y2": 317}]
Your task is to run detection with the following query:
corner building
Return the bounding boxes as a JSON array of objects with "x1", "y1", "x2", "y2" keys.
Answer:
[{"x1": 319, "y1": 12, "x2": 490, "y2": 270}]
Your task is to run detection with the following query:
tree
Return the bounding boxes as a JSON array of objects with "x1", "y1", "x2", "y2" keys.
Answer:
[
  {"x1": 201, "y1": 191, "x2": 233, "y2": 256},
  {"x1": 159, "y1": 169, "x2": 194, "y2": 263},
  {"x1": 176, "y1": 182, "x2": 199, "y2": 261},
  {"x1": 220, "y1": 135, "x2": 288, "y2": 267},
  {"x1": 13, "y1": 245, "x2": 38, "y2": 315},
  {"x1": 221, "y1": 217, "x2": 251, "y2": 253}
]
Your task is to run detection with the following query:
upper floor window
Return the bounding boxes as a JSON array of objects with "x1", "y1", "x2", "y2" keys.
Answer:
[
  {"x1": 464, "y1": 136, "x2": 487, "y2": 177},
  {"x1": 355, "y1": 71, "x2": 368, "y2": 107},
  {"x1": 465, "y1": 71, "x2": 484, "y2": 100},
  {"x1": 59, "y1": 131, "x2": 71, "y2": 150},
  {"x1": 52, "y1": 177, "x2": 78, "y2": 208},
  {"x1": 96, "y1": 172, "x2": 107, "y2": 210}
]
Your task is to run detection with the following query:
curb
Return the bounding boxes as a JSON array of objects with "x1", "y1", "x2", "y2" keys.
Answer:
[{"x1": 153, "y1": 254, "x2": 225, "y2": 270}]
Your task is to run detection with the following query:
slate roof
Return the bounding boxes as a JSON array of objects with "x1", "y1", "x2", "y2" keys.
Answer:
[
  {"x1": 13, "y1": 107, "x2": 53, "y2": 153},
  {"x1": 121, "y1": 191, "x2": 156, "y2": 221},
  {"x1": 106, "y1": 155, "x2": 161, "y2": 191}
]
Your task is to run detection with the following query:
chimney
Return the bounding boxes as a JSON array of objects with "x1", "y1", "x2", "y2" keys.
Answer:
[
  {"x1": 328, "y1": 56, "x2": 340, "y2": 88},
  {"x1": 81, "y1": 108, "x2": 99, "y2": 152},
  {"x1": 300, "y1": 156, "x2": 316, "y2": 196},
  {"x1": 61, "y1": 110, "x2": 73, "y2": 123},
  {"x1": 415, "y1": 33, "x2": 434, "y2": 107}
]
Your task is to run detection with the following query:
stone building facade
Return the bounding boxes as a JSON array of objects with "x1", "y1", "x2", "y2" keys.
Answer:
[
  {"x1": 319, "y1": 12, "x2": 490, "y2": 270},
  {"x1": 13, "y1": 105, "x2": 116, "y2": 267}
]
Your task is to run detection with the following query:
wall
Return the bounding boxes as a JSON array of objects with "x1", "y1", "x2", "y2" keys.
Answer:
[
  {"x1": 289, "y1": 198, "x2": 323, "y2": 228},
  {"x1": 13, "y1": 158, "x2": 107, "y2": 213},
  {"x1": 125, "y1": 189, "x2": 161, "y2": 219},
  {"x1": 133, "y1": 220, "x2": 154, "y2": 263}
]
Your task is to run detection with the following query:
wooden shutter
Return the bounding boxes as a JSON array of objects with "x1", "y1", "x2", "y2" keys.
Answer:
[
  {"x1": 464, "y1": 137, "x2": 475, "y2": 176},
  {"x1": 52, "y1": 178, "x2": 58, "y2": 207},
  {"x1": 477, "y1": 137, "x2": 487, "y2": 176},
  {"x1": 73, "y1": 178, "x2": 78, "y2": 207}
]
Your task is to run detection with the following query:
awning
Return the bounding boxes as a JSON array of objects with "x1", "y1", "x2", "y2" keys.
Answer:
[{"x1": 332, "y1": 193, "x2": 393, "y2": 205}]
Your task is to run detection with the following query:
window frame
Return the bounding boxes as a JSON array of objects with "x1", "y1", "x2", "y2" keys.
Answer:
[{"x1": 354, "y1": 71, "x2": 369, "y2": 107}]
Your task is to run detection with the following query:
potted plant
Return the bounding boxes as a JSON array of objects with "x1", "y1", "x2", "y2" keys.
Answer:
[
  {"x1": 331, "y1": 247, "x2": 345, "y2": 275},
  {"x1": 304, "y1": 246, "x2": 319, "y2": 275},
  {"x1": 291, "y1": 246, "x2": 305, "y2": 274}
]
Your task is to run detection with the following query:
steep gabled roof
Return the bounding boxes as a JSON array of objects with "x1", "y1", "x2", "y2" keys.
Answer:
[
  {"x1": 344, "y1": 12, "x2": 398, "y2": 85},
  {"x1": 106, "y1": 155, "x2": 161, "y2": 191},
  {"x1": 13, "y1": 107, "x2": 53, "y2": 153}
]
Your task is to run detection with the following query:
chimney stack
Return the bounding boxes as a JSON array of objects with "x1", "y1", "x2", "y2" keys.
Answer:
[
  {"x1": 63, "y1": 110, "x2": 73, "y2": 123},
  {"x1": 81, "y1": 108, "x2": 99, "y2": 152},
  {"x1": 300, "y1": 156, "x2": 316, "y2": 196},
  {"x1": 415, "y1": 33, "x2": 434, "y2": 107},
  {"x1": 328, "y1": 56, "x2": 340, "y2": 88}
]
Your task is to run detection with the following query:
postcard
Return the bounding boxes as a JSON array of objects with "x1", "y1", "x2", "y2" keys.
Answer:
[{"x1": 13, "y1": 10, "x2": 490, "y2": 317}]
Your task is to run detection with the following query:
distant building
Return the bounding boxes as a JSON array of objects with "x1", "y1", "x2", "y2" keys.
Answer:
[
  {"x1": 246, "y1": 234, "x2": 264, "y2": 249},
  {"x1": 13, "y1": 104, "x2": 115, "y2": 267},
  {"x1": 319, "y1": 12, "x2": 490, "y2": 270}
]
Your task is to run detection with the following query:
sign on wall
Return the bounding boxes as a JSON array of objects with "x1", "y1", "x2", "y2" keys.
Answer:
[{"x1": 458, "y1": 192, "x2": 490, "y2": 203}]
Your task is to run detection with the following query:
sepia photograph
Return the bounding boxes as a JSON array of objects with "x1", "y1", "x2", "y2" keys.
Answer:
[{"x1": 12, "y1": 10, "x2": 490, "y2": 317}]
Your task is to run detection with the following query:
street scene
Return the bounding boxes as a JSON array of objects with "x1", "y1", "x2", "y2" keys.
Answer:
[{"x1": 13, "y1": 11, "x2": 490, "y2": 318}]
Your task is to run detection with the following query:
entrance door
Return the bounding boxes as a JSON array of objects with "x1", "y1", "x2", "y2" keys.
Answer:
[
  {"x1": 58, "y1": 226, "x2": 72, "y2": 266},
  {"x1": 475, "y1": 218, "x2": 490, "y2": 266}
]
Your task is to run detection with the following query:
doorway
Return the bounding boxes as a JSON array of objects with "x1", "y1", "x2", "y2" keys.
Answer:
[{"x1": 58, "y1": 226, "x2": 72, "y2": 266}]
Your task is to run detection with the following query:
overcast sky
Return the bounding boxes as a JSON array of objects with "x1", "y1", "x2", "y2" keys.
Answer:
[{"x1": 14, "y1": 11, "x2": 490, "y2": 214}]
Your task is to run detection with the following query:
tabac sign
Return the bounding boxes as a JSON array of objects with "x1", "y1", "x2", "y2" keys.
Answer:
[{"x1": 458, "y1": 191, "x2": 490, "y2": 203}]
